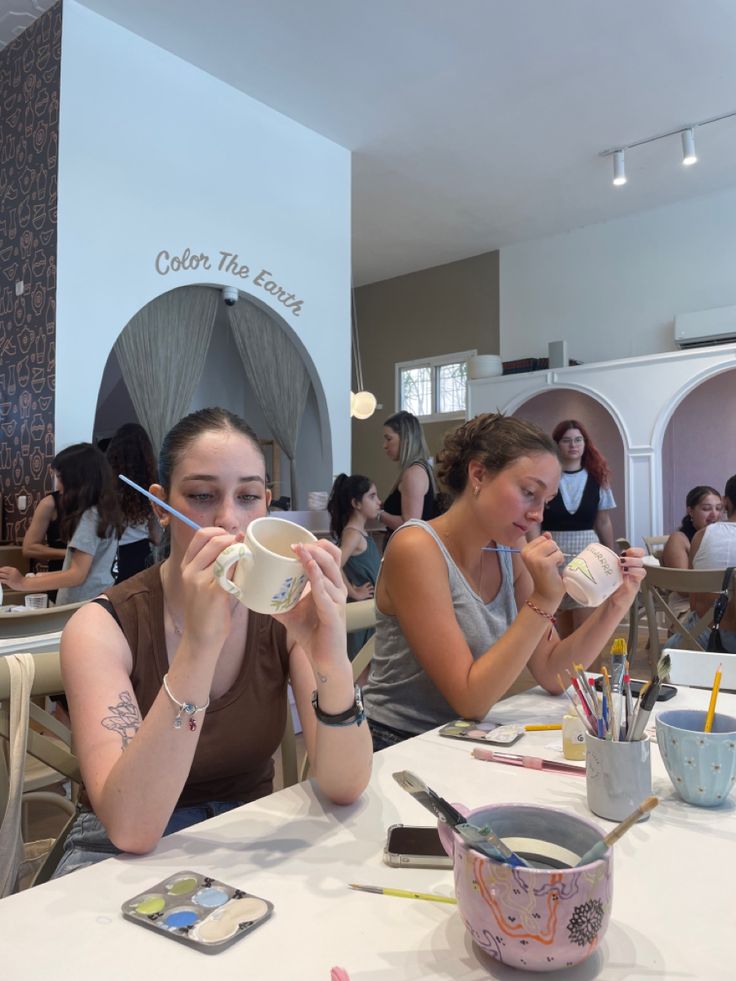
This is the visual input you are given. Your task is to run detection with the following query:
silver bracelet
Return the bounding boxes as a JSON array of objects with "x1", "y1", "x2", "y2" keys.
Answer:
[{"x1": 162, "y1": 673, "x2": 210, "y2": 731}]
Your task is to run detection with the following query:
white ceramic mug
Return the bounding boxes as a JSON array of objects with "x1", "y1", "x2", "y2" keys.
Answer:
[
  {"x1": 562, "y1": 542, "x2": 623, "y2": 607},
  {"x1": 213, "y1": 516, "x2": 318, "y2": 615},
  {"x1": 585, "y1": 732, "x2": 652, "y2": 822}
]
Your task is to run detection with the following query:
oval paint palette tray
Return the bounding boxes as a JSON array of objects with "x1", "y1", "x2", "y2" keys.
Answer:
[
  {"x1": 439, "y1": 719, "x2": 524, "y2": 746},
  {"x1": 122, "y1": 870, "x2": 273, "y2": 954}
]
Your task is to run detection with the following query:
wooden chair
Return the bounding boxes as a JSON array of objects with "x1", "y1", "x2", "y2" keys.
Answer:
[
  {"x1": 640, "y1": 566, "x2": 733, "y2": 671},
  {"x1": 0, "y1": 601, "x2": 87, "y2": 640},
  {"x1": 665, "y1": 648, "x2": 736, "y2": 692},
  {"x1": 642, "y1": 535, "x2": 669, "y2": 560},
  {"x1": 0, "y1": 652, "x2": 81, "y2": 890}
]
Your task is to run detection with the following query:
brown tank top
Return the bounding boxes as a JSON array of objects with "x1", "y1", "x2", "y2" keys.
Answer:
[{"x1": 106, "y1": 564, "x2": 291, "y2": 808}]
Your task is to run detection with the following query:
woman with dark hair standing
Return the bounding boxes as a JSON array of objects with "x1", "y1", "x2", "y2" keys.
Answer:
[
  {"x1": 541, "y1": 419, "x2": 616, "y2": 638},
  {"x1": 106, "y1": 422, "x2": 161, "y2": 583},
  {"x1": 0, "y1": 443, "x2": 122, "y2": 604},
  {"x1": 51, "y1": 407, "x2": 370, "y2": 874},
  {"x1": 327, "y1": 473, "x2": 382, "y2": 660},
  {"x1": 380, "y1": 410, "x2": 439, "y2": 535},
  {"x1": 363, "y1": 413, "x2": 644, "y2": 751},
  {"x1": 661, "y1": 485, "x2": 722, "y2": 569}
]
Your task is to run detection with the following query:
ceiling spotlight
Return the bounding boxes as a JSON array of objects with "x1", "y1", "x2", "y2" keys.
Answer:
[
  {"x1": 612, "y1": 149, "x2": 627, "y2": 186},
  {"x1": 681, "y1": 128, "x2": 697, "y2": 166}
]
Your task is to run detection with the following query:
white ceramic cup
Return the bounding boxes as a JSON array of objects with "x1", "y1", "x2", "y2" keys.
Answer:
[
  {"x1": 25, "y1": 593, "x2": 49, "y2": 610},
  {"x1": 562, "y1": 542, "x2": 623, "y2": 607},
  {"x1": 213, "y1": 516, "x2": 318, "y2": 615},
  {"x1": 585, "y1": 732, "x2": 652, "y2": 822}
]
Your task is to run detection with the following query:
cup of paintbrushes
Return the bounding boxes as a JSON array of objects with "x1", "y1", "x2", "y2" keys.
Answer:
[{"x1": 585, "y1": 733, "x2": 652, "y2": 822}]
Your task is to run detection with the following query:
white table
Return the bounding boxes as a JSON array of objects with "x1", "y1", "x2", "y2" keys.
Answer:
[{"x1": 2, "y1": 685, "x2": 734, "y2": 979}]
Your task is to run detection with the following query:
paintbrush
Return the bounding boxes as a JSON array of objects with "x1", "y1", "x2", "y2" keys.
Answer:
[
  {"x1": 575, "y1": 796, "x2": 659, "y2": 866},
  {"x1": 391, "y1": 771, "x2": 529, "y2": 867},
  {"x1": 119, "y1": 475, "x2": 201, "y2": 531}
]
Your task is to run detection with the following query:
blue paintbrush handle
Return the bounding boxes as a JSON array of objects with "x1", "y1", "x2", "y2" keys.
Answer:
[{"x1": 118, "y1": 475, "x2": 201, "y2": 531}]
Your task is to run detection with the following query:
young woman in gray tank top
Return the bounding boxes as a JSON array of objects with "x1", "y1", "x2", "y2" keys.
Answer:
[{"x1": 363, "y1": 413, "x2": 646, "y2": 751}]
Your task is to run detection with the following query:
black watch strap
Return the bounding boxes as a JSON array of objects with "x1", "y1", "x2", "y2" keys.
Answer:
[{"x1": 311, "y1": 684, "x2": 365, "y2": 727}]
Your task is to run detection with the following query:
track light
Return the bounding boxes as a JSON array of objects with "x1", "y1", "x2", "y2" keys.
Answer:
[
  {"x1": 612, "y1": 150, "x2": 626, "y2": 186},
  {"x1": 681, "y1": 128, "x2": 697, "y2": 166}
]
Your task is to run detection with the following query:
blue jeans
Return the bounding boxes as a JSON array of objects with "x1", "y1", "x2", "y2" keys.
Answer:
[
  {"x1": 51, "y1": 800, "x2": 243, "y2": 878},
  {"x1": 368, "y1": 718, "x2": 414, "y2": 752},
  {"x1": 667, "y1": 610, "x2": 736, "y2": 654}
]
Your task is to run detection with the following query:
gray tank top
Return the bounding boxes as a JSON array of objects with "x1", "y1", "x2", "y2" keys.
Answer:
[{"x1": 364, "y1": 519, "x2": 526, "y2": 735}]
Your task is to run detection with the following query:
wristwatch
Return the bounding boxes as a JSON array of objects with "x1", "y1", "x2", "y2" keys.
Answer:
[{"x1": 312, "y1": 684, "x2": 365, "y2": 727}]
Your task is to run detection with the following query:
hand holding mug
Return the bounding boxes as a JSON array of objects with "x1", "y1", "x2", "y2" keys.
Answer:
[{"x1": 520, "y1": 533, "x2": 566, "y2": 608}]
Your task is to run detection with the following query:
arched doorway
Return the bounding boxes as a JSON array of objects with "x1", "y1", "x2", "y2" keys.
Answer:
[
  {"x1": 512, "y1": 389, "x2": 627, "y2": 541},
  {"x1": 660, "y1": 367, "x2": 736, "y2": 534},
  {"x1": 93, "y1": 284, "x2": 333, "y2": 507}
]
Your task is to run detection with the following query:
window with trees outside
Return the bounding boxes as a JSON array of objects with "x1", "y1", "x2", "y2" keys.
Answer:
[{"x1": 395, "y1": 351, "x2": 476, "y2": 422}]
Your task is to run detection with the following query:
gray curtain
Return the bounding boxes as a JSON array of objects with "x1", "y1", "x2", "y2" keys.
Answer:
[
  {"x1": 114, "y1": 286, "x2": 218, "y2": 453},
  {"x1": 227, "y1": 300, "x2": 311, "y2": 507}
]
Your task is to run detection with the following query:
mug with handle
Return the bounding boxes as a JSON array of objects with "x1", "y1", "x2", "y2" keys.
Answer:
[{"x1": 213, "y1": 516, "x2": 318, "y2": 615}]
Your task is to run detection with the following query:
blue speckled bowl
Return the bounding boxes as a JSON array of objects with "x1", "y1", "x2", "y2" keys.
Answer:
[{"x1": 656, "y1": 710, "x2": 736, "y2": 807}]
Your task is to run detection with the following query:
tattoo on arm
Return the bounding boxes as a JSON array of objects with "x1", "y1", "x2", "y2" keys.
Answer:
[{"x1": 101, "y1": 691, "x2": 141, "y2": 750}]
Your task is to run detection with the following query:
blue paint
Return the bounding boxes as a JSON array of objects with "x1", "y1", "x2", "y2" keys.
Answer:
[
  {"x1": 165, "y1": 909, "x2": 198, "y2": 929},
  {"x1": 193, "y1": 887, "x2": 229, "y2": 908}
]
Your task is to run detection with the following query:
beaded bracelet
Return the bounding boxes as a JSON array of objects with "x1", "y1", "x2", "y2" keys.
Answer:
[
  {"x1": 525, "y1": 600, "x2": 557, "y2": 640},
  {"x1": 162, "y1": 673, "x2": 210, "y2": 731}
]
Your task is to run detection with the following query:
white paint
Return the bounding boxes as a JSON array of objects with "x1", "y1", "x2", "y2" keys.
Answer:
[
  {"x1": 56, "y1": 1, "x2": 350, "y2": 479},
  {"x1": 468, "y1": 343, "x2": 736, "y2": 547},
  {"x1": 500, "y1": 188, "x2": 736, "y2": 363}
]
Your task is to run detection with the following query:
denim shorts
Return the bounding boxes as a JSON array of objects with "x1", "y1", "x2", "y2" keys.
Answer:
[
  {"x1": 368, "y1": 718, "x2": 415, "y2": 752},
  {"x1": 51, "y1": 800, "x2": 243, "y2": 879},
  {"x1": 667, "y1": 610, "x2": 736, "y2": 654}
]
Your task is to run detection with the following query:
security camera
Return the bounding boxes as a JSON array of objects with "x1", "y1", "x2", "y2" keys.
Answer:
[{"x1": 222, "y1": 286, "x2": 238, "y2": 306}]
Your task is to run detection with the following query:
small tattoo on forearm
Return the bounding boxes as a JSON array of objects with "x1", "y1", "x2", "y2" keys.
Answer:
[
  {"x1": 317, "y1": 672, "x2": 329, "y2": 684},
  {"x1": 101, "y1": 691, "x2": 141, "y2": 750}
]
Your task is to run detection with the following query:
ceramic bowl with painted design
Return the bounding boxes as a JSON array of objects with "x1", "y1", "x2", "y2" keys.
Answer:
[
  {"x1": 656, "y1": 710, "x2": 736, "y2": 807},
  {"x1": 438, "y1": 803, "x2": 611, "y2": 973}
]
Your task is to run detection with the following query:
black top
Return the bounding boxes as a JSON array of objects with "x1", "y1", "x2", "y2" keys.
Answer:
[
  {"x1": 45, "y1": 490, "x2": 66, "y2": 573},
  {"x1": 383, "y1": 461, "x2": 439, "y2": 522},
  {"x1": 542, "y1": 471, "x2": 600, "y2": 532}
]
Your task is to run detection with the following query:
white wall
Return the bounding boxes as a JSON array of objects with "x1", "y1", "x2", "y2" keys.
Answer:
[
  {"x1": 55, "y1": 1, "x2": 351, "y2": 477},
  {"x1": 500, "y1": 188, "x2": 736, "y2": 363}
]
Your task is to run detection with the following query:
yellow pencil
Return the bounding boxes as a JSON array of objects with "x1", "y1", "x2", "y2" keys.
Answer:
[
  {"x1": 348, "y1": 884, "x2": 457, "y2": 905},
  {"x1": 704, "y1": 664, "x2": 723, "y2": 733},
  {"x1": 524, "y1": 724, "x2": 563, "y2": 731}
]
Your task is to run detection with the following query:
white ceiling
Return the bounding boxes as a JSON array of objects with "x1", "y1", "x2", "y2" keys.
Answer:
[{"x1": 9, "y1": 1, "x2": 736, "y2": 285}]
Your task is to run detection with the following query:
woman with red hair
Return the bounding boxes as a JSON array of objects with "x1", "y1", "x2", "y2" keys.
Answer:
[{"x1": 541, "y1": 420, "x2": 616, "y2": 637}]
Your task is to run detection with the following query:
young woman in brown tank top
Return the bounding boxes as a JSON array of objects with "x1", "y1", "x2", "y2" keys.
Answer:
[{"x1": 55, "y1": 408, "x2": 371, "y2": 868}]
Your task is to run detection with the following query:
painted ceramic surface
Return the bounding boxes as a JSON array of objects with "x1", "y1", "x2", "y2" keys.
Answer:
[
  {"x1": 656, "y1": 710, "x2": 736, "y2": 807},
  {"x1": 441, "y1": 805, "x2": 612, "y2": 973},
  {"x1": 270, "y1": 572, "x2": 307, "y2": 612}
]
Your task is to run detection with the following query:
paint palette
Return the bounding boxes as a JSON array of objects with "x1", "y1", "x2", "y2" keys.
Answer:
[
  {"x1": 439, "y1": 719, "x2": 524, "y2": 745},
  {"x1": 122, "y1": 870, "x2": 273, "y2": 954}
]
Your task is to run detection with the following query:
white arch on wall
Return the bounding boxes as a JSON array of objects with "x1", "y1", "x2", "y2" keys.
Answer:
[
  {"x1": 498, "y1": 379, "x2": 632, "y2": 540},
  {"x1": 650, "y1": 359, "x2": 736, "y2": 456},
  {"x1": 93, "y1": 282, "x2": 333, "y2": 493}
]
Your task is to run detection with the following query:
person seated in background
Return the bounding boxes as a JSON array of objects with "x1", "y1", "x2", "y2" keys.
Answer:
[
  {"x1": 21, "y1": 459, "x2": 69, "y2": 602},
  {"x1": 52, "y1": 408, "x2": 371, "y2": 875},
  {"x1": 660, "y1": 485, "x2": 723, "y2": 569},
  {"x1": 669, "y1": 474, "x2": 736, "y2": 653},
  {"x1": 363, "y1": 413, "x2": 645, "y2": 752},
  {"x1": 327, "y1": 473, "x2": 382, "y2": 661},
  {"x1": 379, "y1": 410, "x2": 440, "y2": 539},
  {"x1": 1, "y1": 443, "x2": 122, "y2": 605},
  {"x1": 106, "y1": 422, "x2": 161, "y2": 583}
]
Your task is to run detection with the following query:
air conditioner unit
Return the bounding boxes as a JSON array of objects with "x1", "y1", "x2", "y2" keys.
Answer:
[{"x1": 674, "y1": 305, "x2": 736, "y2": 348}]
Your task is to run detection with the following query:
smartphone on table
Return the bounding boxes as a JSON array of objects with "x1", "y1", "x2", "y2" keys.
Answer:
[
  {"x1": 383, "y1": 824, "x2": 452, "y2": 869},
  {"x1": 593, "y1": 676, "x2": 677, "y2": 701}
]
